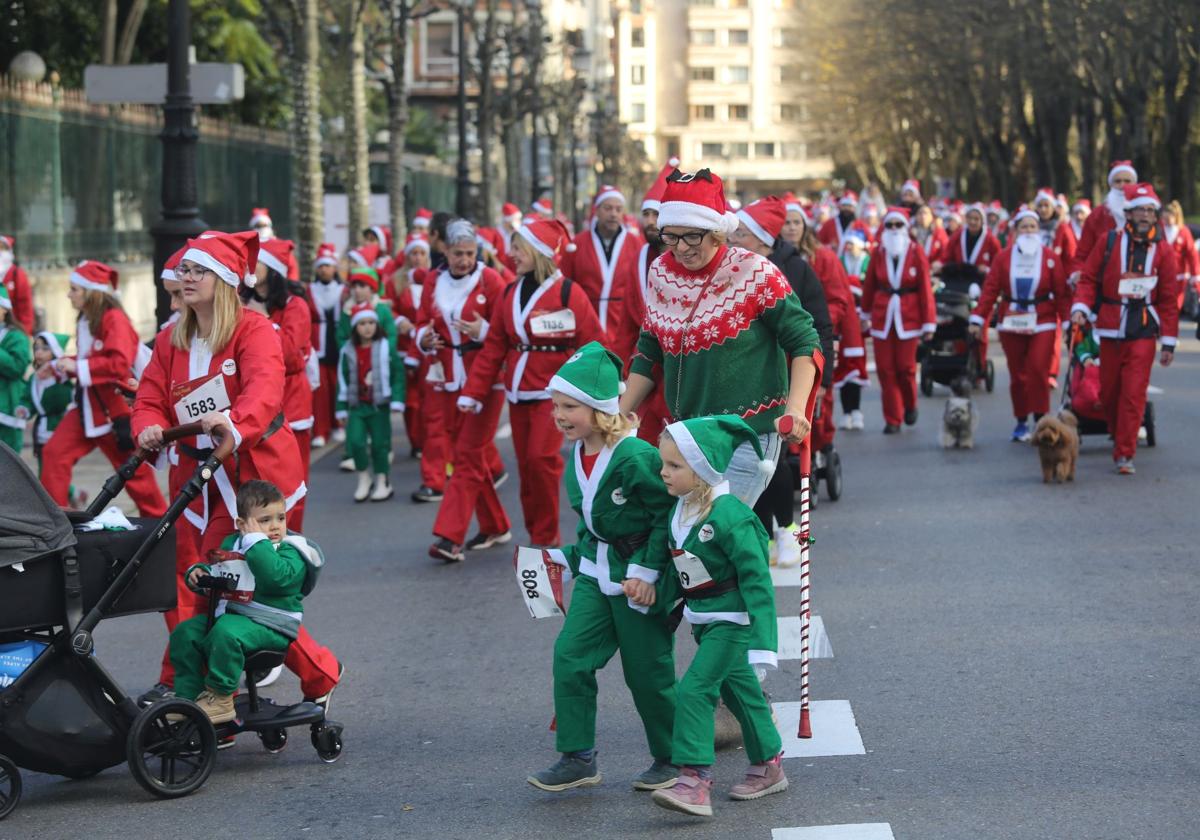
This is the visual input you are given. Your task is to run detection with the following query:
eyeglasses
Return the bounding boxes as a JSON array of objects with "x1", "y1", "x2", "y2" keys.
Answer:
[
  {"x1": 660, "y1": 230, "x2": 709, "y2": 247},
  {"x1": 883, "y1": 222, "x2": 907, "y2": 230},
  {"x1": 174, "y1": 265, "x2": 213, "y2": 280}
]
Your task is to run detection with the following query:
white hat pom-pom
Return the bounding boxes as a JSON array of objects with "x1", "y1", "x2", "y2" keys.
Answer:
[
  {"x1": 243, "y1": 273, "x2": 257, "y2": 288},
  {"x1": 758, "y1": 458, "x2": 775, "y2": 478},
  {"x1": 618, "y1": 381, "x2": 627, "y2": 395},
  {"x1": 565, "y1": 242, "x2": 577, "y2": 253}
]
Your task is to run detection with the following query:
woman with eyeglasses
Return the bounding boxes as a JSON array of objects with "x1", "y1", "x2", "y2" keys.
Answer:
[
  {"x1": 860, "y1": 207, "x2": 936, "y2": 433},
  {"x1": 620, "y1": 169, "x2": 821, "y2": 508}
]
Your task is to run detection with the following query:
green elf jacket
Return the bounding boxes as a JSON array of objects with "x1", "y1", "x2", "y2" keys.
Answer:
[
  {"x1": 666, "y1": 484, "x2": 779, "y2": 668},
  {"x1": 547, "y1": 433, "x2": 676, "y2": 615},
  {"x1": 0, "y1": 326, "x2": 31, "y2": 436},
  {"x1": 187, "y1": 532, "x2": 307, "y2": 640},
  {"x1": 21, "y1": 372, "x2": 73, "y2": 446},
  {"x1": 337, "y1": 299, "x2": 398, "y2": 348},
  {"x1": 335, "y1": 334, "x2": 406, "y2": 412}
]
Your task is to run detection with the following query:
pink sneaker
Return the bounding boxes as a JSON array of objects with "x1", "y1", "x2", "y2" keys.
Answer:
[
  {"x1": 729, "y1": 756, "x2": 788, "y2": 800},
  {"x1": 651, "y1": 770, "x2": 713, "y2": 817}
]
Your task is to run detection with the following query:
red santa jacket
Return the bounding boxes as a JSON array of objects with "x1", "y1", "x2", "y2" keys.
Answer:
[
  {"x1": 460, "y1": 271, "x2": 604, "y2": 404},
  {"x1": 1073, "y1": 228, "x2": 1180, "y2": 347},
  {"x1": 2, "y1": 265, "x2": 34, "y2": 333},
  {"x1": 809, "y1": 245, "x2": 868, "y2": 385},
  {"x1": 916, "y1": 226, "x2": 949, "y2": 265},
  {"x1": 971, "y1": 243, "x2": 1071, "y2": 334},
  {"x1": 132, "y1": 311, "x2": 306, "y2": 531},
  {"x1": 270, "y1": 295, "x2": 314, "y2": 430},
  {"x1": 1053, "y1": 222, "x2": 1078, "y2": 265},
  {"x1": 1074, "y1": 204, "x2": 1120, "y2": 274},
  {"x1": 560, "y1": 223, "x2": 640, "y2": 344},
  {"x1": 413, "y1": 262, "x2": 506, "y2": 392},
  {"x1": 942, "y1": 227, "x2": 1002, "y2": 274},
  {"x1": 613, "y1": 243, "x2": 670, "y2": 423},
  {"x1": 308, "y1": 278, "x2": 347, "y2": 366},
  {"x1": 383, "y1": 270, "x2": 423, "y2": 356},
  {"x1": 1166, "y1": 224, "x2": 1199, "y2": 281},
  {"x1": 818, "y1": 216, "x2": 875, "y2": 257},
  {"x1": 63, "y1": 307, "x2": 141, "y2": 438},
  {"x1": 860, "y1": 243, "x2": 936, "y2": 340}
]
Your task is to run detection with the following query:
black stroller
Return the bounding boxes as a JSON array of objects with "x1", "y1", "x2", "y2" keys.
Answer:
[
  {"x1": 920, "y1": 262, "x2": 995, "y2": 396},
  {"x1": 0, "y1": 423, "x2": 342, "y2": 820},
  {"x1": 1062, "y1": 324, "x2": 1157, "y2": 447}
]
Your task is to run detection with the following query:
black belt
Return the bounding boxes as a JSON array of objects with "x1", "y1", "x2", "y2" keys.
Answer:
[
  {"x1": 453, "y1": 340, "x2": 483, "y2": 354},
  {"x1": 516, "y1": 343, "x2": 572, "y2": 353},
  {"x1": 666, "y1": 577, "x2": 740, "y2": 632},
  {"x1": 1100, "y1": 295, "x2": 1142, "y2": 306},
  {"x1": 884, "y1": 286, "x2": 918, "y2": 295},
  {"x1": 609, "y1": 530, "x2": 651, "y2": 561},
  {"x1": 1001, "y1": 293, "x2": 1052, "y2": 306}
]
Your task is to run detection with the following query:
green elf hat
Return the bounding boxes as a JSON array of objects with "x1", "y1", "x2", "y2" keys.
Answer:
[
  {"x1": 548, "y1": 340, "x2": 626, "y2": 415},
  {"x1": 0, "y1": 284, "x2": 10, "y2": 310},
  {"x1": 36, "y1": 331, "x2": 71, "y2": 359},
  {"x1": 346, "y1": 265, "x2": 380, "y2": 292},
  {"x1": 665, "y1": 414, "x2": 773, "y2": 486}
]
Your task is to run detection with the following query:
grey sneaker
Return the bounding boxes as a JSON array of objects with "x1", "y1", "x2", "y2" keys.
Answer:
[
  {"x1": 137, "y1": 682, "x2": 174, "y2": 708},
  {"x1": 527, "y1": 753, "x2": 602, "y2": 792},
  {"x1": 728, "y1": 756, "x2": 788, "y2": 800},
  {"x1": 632, "y1": 759, "x2": 679, "y2": 790}
]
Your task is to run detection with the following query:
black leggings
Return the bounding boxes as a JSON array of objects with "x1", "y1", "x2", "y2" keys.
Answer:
[
  {"x1": 753, "y1": 447, "x2": 794, "y2": 533},
  {"x1": 840, "y1": 382, "x2": 861, "y2": 412}
]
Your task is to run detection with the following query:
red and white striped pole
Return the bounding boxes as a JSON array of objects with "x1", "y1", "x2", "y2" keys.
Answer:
[{"x1": 796, "y1": 435, "x2": 813, "y2": 739}]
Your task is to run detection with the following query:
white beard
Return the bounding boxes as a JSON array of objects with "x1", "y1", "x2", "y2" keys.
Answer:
[
  {"x1": 882, "y1": 229, "x2": 909, "y2": 257},
  {"x1": 258, "y1": 227, "x2": 275, "y2": 243},
  {"x1": 1016, "y1": 233, "x2": 1042, "y2": 255},
  {"x1": 1104, "y1": 188, "x2": 1126, "y2": 228}
]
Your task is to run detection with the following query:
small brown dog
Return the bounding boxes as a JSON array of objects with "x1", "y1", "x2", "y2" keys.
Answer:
[{"x1": 1032, "y1": 410, "x2": 1079, "y2": 483}]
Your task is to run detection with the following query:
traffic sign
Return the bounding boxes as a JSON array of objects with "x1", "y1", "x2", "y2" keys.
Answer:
[{"x1": 84, "y1": 62, "x2": 244, "y2": 105}]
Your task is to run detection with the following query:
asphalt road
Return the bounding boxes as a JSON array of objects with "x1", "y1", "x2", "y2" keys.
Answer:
[{"x1": 5, "y1": 334, "x2": 1199, "y2": 840}]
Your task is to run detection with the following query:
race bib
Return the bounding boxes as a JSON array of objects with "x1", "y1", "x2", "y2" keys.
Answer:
[
  {"x1": 672, "y1": 548, "x2": 713, "y2": 591},
  {"x1": 1001, "y1": 312, "x2": 1037, "y2": 333},
  {"x1": 207, "y1": 557, "x2": 256, "y2": 604},
  {"x1": 1118, "y1": 274, "x2": 1156, "y2": 299},
  {"x1": 172, "y1": 372, "x2": 232, "y2": 425},
  {"x1": 425, "y1": 361, "x2": 446, "y2": 384},
  {"x1": 515, "y1": 547, "x2": 565, "y2": 619},
  {"x1": 530, "y1": 309, "x2": 576, "y2": 338}
]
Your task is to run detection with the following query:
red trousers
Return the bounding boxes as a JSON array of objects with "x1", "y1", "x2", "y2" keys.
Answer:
[
  {"x1": 420, "y1": 381, "x2": 449, "y2": 491},
  {"x1": 811, "y1": 386, "x2": 836, "y2": 451},
  {"x1": 432, "y1": 389, "x2": 511, "y2": 544},
  {"x1": 1048, "y1": 320, "x2": 1063, "y2": 381},
  {"x1": 998, "y1": 330, "x2": 1056, "y2": 418},
  {"x1": 873, "y1": 335, "x2": 919, "y2": 426},
  {"x1": 41, "y1": 408, "x2": 167, "y2": 516},
  {"x1": 510, "y1": 400, "x2": 562, "y2": 545},
  {"x1": 403, "y1": 368, "x2": 424, "y2": 452},
  {"x1": 313, "y1": 363, "x2": 340, "y2": 440},
  {"x1": 1099, "y1": 338, "x2": 1156, "y2": 461}
]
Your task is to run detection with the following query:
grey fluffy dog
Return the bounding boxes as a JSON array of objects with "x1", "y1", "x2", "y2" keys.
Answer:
[{"x1": 941, "y1": 378, "x2": 979, "y2": 449}]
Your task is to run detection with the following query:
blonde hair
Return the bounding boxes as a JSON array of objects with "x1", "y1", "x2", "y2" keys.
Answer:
[
  {"x1": 1164, "y1": 200, "x2": 1184, "y2": 224},
  {"x1": 659, "y1": 428, "x2": 715, "y2": 521},
  {"x1": 79, "y1": 289, "x2": 124, "y2": 337},
  {"x1": 709, "y1": 230, "x2": 728, "y2": 246},
  {"x1": 512, "y1": 236, "x2": 558, "y2": 283},
  {"x1": 593, "y1": 408, "x2": 637, "y2": 447},
  {"x1": 172, "y1": 280, "x2": 242, "y2": 354}
]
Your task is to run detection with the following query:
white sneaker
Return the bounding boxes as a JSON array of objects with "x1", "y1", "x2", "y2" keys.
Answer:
[
  {"x1": 775, "y1": 525, "x2": 801, "y2": 568},
  {"x1": 331, "y1": 428, "x2": 346, "y2": 443},
  {"x1": 255, "y1": 664, "x2": 284, "y2": 688},
  {"x1": 339, "y1": 457, "x2": 355, "y2": 472},
  {"x1": 839, "y1": 414, "x2": 855, "y2": 430},
  {"x1": 354, "y1": 471, "x2": 372, "y2": 502},
  {"x1": 1138, "y1": 425, "x2": 1147, "y2": 442},
  {"x1": 850, "y1": 410, "x2": 865, "y2": 430},
  {"x1": 369, "y1": 473, "x2": 393, "y2": 502},
  {"x1": 311, "y1": 435, "x2": 326, "y2": 448}
]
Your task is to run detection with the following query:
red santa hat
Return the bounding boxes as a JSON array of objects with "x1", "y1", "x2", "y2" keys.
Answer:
[
  {"x1": 592, "y1": 184, "x2": 626, "y2": 209},
  {"x1": 1071, "y1": 198, "x2": 1092, "y2": 213},
  {"x1": 658, "y1": 169, "x2": 740, "y2": 235},
  {"x1": 475, "y1": 226, "x2": 504, "y2": 256},
  {"x1": 531, "y1": 198, "x2": 554, "y2": 216},
  {"x1": 987, "y1": 200, "x2": 1009, "y2": 221},
  {"x1": 782, "y1": 191, "x2": 803, "y2": 214},
  {"x1": 349, "y1": 301, "x2": 379, "y2": 328},
  {"x1": 641, "y1": 161, "x2": 676, "y2": 212},
  {"x1": 161, "y1": 246, "x2": 187, "y2": 282},
  {"x1": 412, "y1": 208, "x2": 433, "y2": 229},
  {"x1": 346, "y1": 265, "x2": 380, "y2": 292},
  {"x1": 1033, "y1": 187, "x2": 1057, "y2": 207},
  {"x1": 249, "y1": 207, "x2": 272, "y2": 228},
  {"x1": 900, "y1": 179, "x2": 921, "y2": 199},
  {"x1": 1107, "y1": 160, "x2": 1137, "y2": 186},
  {"x1": 1056, "y1": 193, "x2": 1069, "y2": 211},
  {"x1": 838, "y1": 190, "x2": 859, "y2": 208},
  {"x1": 1123, "y1": 182, "x2": 1161, "y2": 210},
  {"x1": 364, "y1": 224, "x2": 393, "y2": 255},
  {"x1": 255, "y1": 237, "x2": 296, "y2": 285},
  {"x1": 182, "y1": 230, "x2": 259, "y2": 288},
  {"x1": 314, "y1": 242, "x2": 338, "y2": 268},
  {"x1": 515, "y1": 219, "x2": 573, "y2": 260},
  {"x1": 70, "y1": 260, "x2": 120, "y2": 294},
  {"x1": 1011, "y1": 207, "x2": 1039, "y2": 226},
  {"x1": 403, "y1": 233, "x2": 431, "y2": 255},
  {"x1": 736, "y1": 196, "x2": 787, "y2": 248},
  {"x1": 882, "y1": 206, "x2": 911, "y2": 227},
  {"x1": 0, "y1": 235, "x2": 13, "y2": 250},
  {"x1": 501, "y1": 202, "x2": 522, "y2": 222},
  {"x1": 963, "y1": 202, "x2": 986, "y2": 221},
  {"x1": 347, "y1": 242, "x2": 380, "y2": 267}
]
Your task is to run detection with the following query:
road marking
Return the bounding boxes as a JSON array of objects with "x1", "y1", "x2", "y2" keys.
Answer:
[
  {"x1": 778, "y1": 615, "x2": 832, "y2": 659},
  {"x1": 772, "y1": 824, "x2": 896, "y2": 840},
  {"x1": 771, "y1": 564, "x2": 808, "y2": 587},
  {"x1": 774, "y1": 700, "x2": 865, "y2": 757}
]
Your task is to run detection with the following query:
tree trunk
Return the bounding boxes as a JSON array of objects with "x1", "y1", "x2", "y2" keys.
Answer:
[
  {"x1": 346, "y1": 10, "x2": 370, "y2": 244},
  {"x1": 1076, "y1": 98, "x2": 1099, "y2": 202},
  {"x1": 386, "y1": 0, "x2": 412, "y2": 241},
  {"x1": 101, "y1": 0, "x2": 118, "y2": 65},
  {"x1": 116, "y1": 0, "x2": 149, "y2": 65},
  {"x1": 474, "y1": 0, "x2": 500, "y2": 223},
  {"x1": 292, "y1": 0, "x2": 325, "y2": 266}
]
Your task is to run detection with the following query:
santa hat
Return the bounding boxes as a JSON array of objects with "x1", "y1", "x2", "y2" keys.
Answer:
[
  {"x1": 182, "y1": 230, "x2": 259, "y2": 288},
  {"x1": 249, "y1": 207, "x2": 272, "y2": 228},
  {"x1": 963, "y1": 202, "x2": 986, "y2": 220},
  {"x1": 349, "y1": 302, "x2": 379, "y2": 327},
  {"x1": 1033, "y1": 188, "x2": 1057, "y2": 207},
  {"x1": 665, "y1": 414, "x2": 772, "y2": 487},
  {"x1": 363, "y1": 224, "x2": 393, "y2": 256},
  {"x1": 882, "y1": 206, "x2": 911, "y2": 227},
  {"x1": 314, "y1": 242, "x2": 339, "y2": 268},
  {"x1": 161, "y1": 246, "x2": 187, "y2": 282},
  {"x1": 403, "y1": 233, "x2": 431, "y2": 255},
  {"x1": 347, "y1": 242, "x2": 380, "y2": 267},
  {"x1": 900, "y1": 179, "x2": 921, "y2": 198},
  {"x1": 501, "y1": 202, "x2": 522, "y2": 222},
  {"x1": 1011, "y1": 208, "x2": 1039, "y2": 226},
  {"x1": 838, "y1": 190, "x2": 859, "y2": 208},
  {"x1": 254, "y1": 238, "x2": 295, "y2": 285},
  {"x1": 1056, "y1": 193, "x2": 1069, "y2": 211},
  {"x1": 845, "y1": 229, "x2": 868, "y2": 247},
  {"x1": 641, "y1": 161, "x2": 677, "y2": 212},
  {"x1": 547, "y1": 341, "x2": 626, "y2": 415},
  {"x1": 346, "y1": 265, "x2": 380, "y2": 292},
  {"x1": 1123, "y1": 182, "x2": 1161, "y2": 210},
  {"x1": 987, "y1": 200, "x2": 1009, "y2": 221},
  {"x1": 658, "y1": 169, "x2": 740, "y2": 235},
  {"x1": 1071, "y1": 199, "x2": 1092, "y2": 213},
  {"x1": 1108, "y1": 160, "x2": 1137, "y2": 186},
  {"x1": 0, "y1": 235, "x2": 13, "y2": 250},
  {"x1": 515, "y1": 219, "x2": 573, "y2": 260},
  {"x1": 476, "y1": 227, "x2": 503, "y2": 256},
  {"x1": 782, "y1": 191, "x2": 803, "y2": 214},
  {"x1": 412, "y1": 208, "x2": 433, "y2": 229},
  {"x1": 531, "y1": 198, "x2": 554, "y2": 216},
  {"x1": 35, "y1": 330, "x2": 71, "y2": 359},
  {"x1": 593, "y1": 184, "x2": 626, "y2": 208},
  {"x1": 736, "y1": 196, "x2": 787, "y2": 248},
  {"x1": 70, "y1": 260, "x2": 121, "y2": 294}
]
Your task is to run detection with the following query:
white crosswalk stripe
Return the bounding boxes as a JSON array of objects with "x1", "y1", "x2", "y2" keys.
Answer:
[
  {"x1": 771, "y1": 564, "x2": 809, "y2": 588},
  {"x1": 777, "y1": 615, "x2": 832, "y2": 659},
  {"x1": 772, "y1": 823, "x2": 896, "y2": 840},
  {"x1": 773, "y1": 700, "x2": 865, "y2": 757}
]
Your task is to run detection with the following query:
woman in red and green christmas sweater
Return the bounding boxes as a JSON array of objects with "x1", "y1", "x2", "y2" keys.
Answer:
[{"x1": 620, "y1": 168, "x2": 822, "y2": 507}]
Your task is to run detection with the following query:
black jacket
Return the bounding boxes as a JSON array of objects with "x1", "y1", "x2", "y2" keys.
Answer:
[{"x1": 769, "y1": 241, "x2": 835, "y2": 388}]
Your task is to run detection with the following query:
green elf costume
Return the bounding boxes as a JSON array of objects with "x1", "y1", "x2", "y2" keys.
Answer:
[
  {"x1": 20, "y1": 332, "x2": 74, "y2": 470},
  {"x1": 527, "y1": 341, "x2": 679, "y2": 793},
  {"x1": 336, "y1": 266, "x2": 398, "y2": 348},
  {"x1": 0, "y1": 285, "x2": 32, "y2": 451},
  {"x1": 651, "y1": 414, "x2": 784, "y2": 818},
  {"x1": 337, "y1": 302, "x2": 405, "y2": 502}
]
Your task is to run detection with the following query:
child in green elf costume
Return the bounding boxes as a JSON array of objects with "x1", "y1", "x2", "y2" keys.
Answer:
[
  {"x1": 649, "y1": 414, "x2": 784, "y2": 818},
  {"x1": 17, "y1": 332, "x2": 74, "y2": 470},
  {"x1": 0, "y1": 285, "x2": 31, "y2": 451},
  {"x1": 526, "y1": 341, "x2": 679, "y2": 794}
]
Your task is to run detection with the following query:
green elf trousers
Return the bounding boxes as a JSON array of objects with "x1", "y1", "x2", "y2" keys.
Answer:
[
  {"x1": 346, "y1": 403, "x2": 392, "y2": 474},
  {"x1": 169, "y1": 613, "x2": 290, "y2": 699},
  {"x1": 671, "y1": 621, "x2": 782, "y2": 766},
  {"x1": 0, "y1": 426, "x2": 20, "y2": 452},
  {"x1": 552, "y1": 575, "x2": 676, "y2": 760}
]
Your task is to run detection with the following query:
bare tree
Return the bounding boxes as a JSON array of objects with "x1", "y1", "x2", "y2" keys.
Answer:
[{"x1": 101, "y1": 0, "x2": 149, "y2": 65}]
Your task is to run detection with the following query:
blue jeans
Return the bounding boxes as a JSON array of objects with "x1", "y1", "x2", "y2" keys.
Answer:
[{"x1": 724, "y1": 432, "x2": 780, "y2": 507}]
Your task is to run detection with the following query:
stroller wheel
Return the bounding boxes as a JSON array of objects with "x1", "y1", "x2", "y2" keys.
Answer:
[
  {"x1": 126, "y1": 699, "x2": 217, "y2": 799},
  {"x1": 0, "y1": 755, "x2": 21, "y2": 820},
  {"x1": 260, "y1": 728, "x2": 288, "y2": 754},
  {"x1": 985, "y1": 360, "x2": 995, "y2": 393},
  {"x1": 311, "y1": 723, "x2": 344, "y2": 764},
  {"x1": 824, "y1": 450, "x2": 843, "y2": 501}
]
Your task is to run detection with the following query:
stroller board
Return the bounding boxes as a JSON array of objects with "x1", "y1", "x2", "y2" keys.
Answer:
[{"x1": 920, "y1": 262, "x2": 995, "y2": 396}]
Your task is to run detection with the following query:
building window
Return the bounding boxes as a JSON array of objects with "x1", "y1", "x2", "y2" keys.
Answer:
[
  {"x1": 727, "y1": 65, "x2": 749, "y2": 83},
  {"x1": 774, "y1": 28, "x2": 802, "y2": 48},
  {"x1": 422, "y1": 20, "x2": 456, "y2": 76},
  {"x1": 631, "y1": 65, "x2": 645, "y2": 85},
  {"x1": 781, "y1": 142, "x2": 807, "y2": 159},
  {"x1": 691, "y1": 29, "x2": 716, "y2": 45},
  {"x1": 631, "y1": 26, "x2": 645, "y2": 47},
  {"x1": 691, "y1": 104, "x2": 716, "y2": 121},
  {"x1": 728, "y1": 142, "x2": 749, "y2": 157},
  {"x1": 690, "y1": 0, "x2": 716, "y2": 6},
  {"x1": 631, "y1": 103, "x2": 646, "y2": 122},
  {"x1": 728, "y1": 29, "x2": 749, "y2": 45},
  {"x1": 777, "y1": 103, "x2": 802, "y2": 122},
  {"x1": 755, "y1": 142, "x2": 776, "y2": 158},
  {"x1": 728, "y1": 104, "x2": 749, "y2": 120},
  {"x1": 701, "y1": 142, "x2": 724, "y2": 157},
  {"x1": 689, "y1": 66, "x2": 716, "y2": 82},
  {"x1": 777, "y1": 64, "x2": 803, "y2": 84}
]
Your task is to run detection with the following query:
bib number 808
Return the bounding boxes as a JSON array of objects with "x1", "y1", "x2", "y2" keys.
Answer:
[{"x1": 521, "y1": 568, "x2": 540, "y2": 599}]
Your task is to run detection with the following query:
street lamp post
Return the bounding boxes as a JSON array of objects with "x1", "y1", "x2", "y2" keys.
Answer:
[
  {"x1": 526, "y1": 0, "x2": 544, "y2": 205},
  {"x1": 454, "y1": 0, "x2": 471, "y2": 217}
]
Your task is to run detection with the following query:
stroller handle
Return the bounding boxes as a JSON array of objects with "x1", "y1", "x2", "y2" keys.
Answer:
[{"x1": 137, "y1": 421, "x2": 236, "y2": 463}]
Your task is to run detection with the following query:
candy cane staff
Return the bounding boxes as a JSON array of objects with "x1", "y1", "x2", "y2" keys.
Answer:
[
  {"x1": 416, "y1": 219, "x2": 513, "y2": 563},
  {"x1": 308, "y1": 242, "x2": 345, "y2": 448},
  {"x1": 39, "y1": 261, "x2": 167, "y2": 515},
  {"x1": 781, "y1": 415, "x2": 815, "y2": 740},
  {"x1": 132, "y1": 230, "x2": 344, "y2": 708},
  {"x1": 526, "y1": 341, "x2": 678, "y2": 794},
  {"x1": 457, "y1": 219, "x2": 604, "y2": 548}
]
